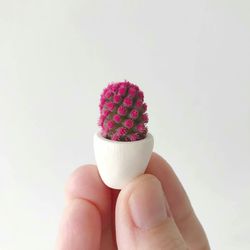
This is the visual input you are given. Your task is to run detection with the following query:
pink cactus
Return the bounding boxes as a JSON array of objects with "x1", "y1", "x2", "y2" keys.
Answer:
[{"x1": 98, "y1": 81, "x2": 149, "y2": 141}]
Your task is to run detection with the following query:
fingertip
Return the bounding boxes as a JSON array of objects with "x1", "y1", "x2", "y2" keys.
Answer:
[
  {"x1": 116, "y1": 174, "x2": 164, "y2": 231},
  {"x1": 115, "y1": 173, "x2": 186, "y2": 250},
  {"x1": 128, "y1": 173, "x2": 160, "y2": 187},
  {"x1": 65, "y1": 164, "x2": 106, "y2": 199},
  {"x1": 118, "y1": 174, "x2": 161, "y2": 201}
]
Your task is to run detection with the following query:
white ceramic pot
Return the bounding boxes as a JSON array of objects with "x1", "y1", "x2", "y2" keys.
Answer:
[{"x1": 93, "y1": 132, "x2": 154, "y2": 189}]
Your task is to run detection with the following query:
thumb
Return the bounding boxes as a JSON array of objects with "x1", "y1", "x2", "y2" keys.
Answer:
[{"x1": 115, "y1": 174, "x2": 187, "y2": 250}]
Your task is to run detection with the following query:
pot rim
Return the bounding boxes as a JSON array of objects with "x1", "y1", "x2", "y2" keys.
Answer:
[{"x1": 95, "y1": 131, "x2": 153, "y2": 145}]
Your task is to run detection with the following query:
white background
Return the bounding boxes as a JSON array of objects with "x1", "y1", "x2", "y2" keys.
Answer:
[{"x1": 0, "y1": 0, "x2": 249, "y2": 249}]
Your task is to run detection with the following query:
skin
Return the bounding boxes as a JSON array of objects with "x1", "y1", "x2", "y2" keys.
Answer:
[{"x1": 56, "y1": 152, "x2": 210, "y2": 250}]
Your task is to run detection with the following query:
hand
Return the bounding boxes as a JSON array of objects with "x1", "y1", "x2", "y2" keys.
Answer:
[{"x1": 56, "y1": 152, "x2": 210, "y2": 250}]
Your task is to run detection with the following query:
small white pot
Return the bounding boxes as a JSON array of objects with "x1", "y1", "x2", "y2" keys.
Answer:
[{"x1": 93, "y1": 132, "x2": 154, "y2": 189}]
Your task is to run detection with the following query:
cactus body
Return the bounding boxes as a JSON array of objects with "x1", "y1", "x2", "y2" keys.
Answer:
[{"x1": 98, "y1": 81, "x2": 148, "y2": 141}]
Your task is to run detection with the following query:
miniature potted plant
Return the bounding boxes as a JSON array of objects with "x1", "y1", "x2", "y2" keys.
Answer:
[{"x1": 94, "y1": 81, "x2": 154, "y2": 189}]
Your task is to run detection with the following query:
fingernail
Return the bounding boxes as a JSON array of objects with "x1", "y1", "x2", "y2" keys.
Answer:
[{"x1": 128, "y1": 176, "x2": 168, "y2": 230}]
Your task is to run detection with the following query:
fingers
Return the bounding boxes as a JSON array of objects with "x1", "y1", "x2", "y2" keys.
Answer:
[
  {"x1": 58, "y1": 153, "x2": 209, "y2": 250},
  {"x1": 57, "y1": 199, "x2": 101, "y2": 250},
  {"x1": 115, "y1": 174, "x2": 187, "y2": 250},
  {"x1": 146, "y1": 152, "x2": 210, "y2": 249},
  {"x1": 59, "y1": 165, "x2": 116, "y2": 249}
]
